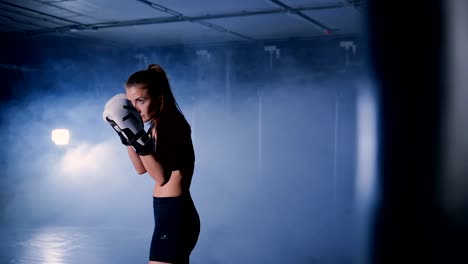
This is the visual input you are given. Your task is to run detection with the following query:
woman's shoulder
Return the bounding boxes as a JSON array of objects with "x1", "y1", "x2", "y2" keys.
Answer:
[{"x1": 159, "y1": 110, "x2": 191, "y2": 137}]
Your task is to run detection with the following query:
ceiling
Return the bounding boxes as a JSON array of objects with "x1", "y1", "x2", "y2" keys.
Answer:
[{"x1": 0, "y1": 0, "x2": 366, "y2": 48}]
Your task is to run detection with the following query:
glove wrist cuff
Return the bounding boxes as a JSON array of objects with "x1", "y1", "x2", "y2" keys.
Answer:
[{"x1": 130, "y1": 131, "x2": 154, "y2": 156}]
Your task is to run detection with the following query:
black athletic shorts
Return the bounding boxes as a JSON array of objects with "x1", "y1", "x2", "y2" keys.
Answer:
[{"x1": 149, "y1": 194, "x2": 200, "y2": 263}]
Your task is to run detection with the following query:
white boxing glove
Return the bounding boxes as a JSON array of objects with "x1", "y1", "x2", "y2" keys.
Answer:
[{"x1": 103, "y1": 93, "x2": 154, "y2": 155}]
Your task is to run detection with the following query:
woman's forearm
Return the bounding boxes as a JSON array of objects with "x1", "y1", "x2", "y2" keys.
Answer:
[
  {"x1": 139, "y1": 154, "x2": 166, "y2": 184},
  {"x1": 127, "y1": 146, "x2": 146, "y2": 174},
  {"x1": 127, "y1": 146, "x2": 165, "y2": 184}
]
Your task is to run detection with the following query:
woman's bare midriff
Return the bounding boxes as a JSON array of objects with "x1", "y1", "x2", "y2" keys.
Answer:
[{"x1": 153, "y1": 170, "x2": 184, "y2": 197}]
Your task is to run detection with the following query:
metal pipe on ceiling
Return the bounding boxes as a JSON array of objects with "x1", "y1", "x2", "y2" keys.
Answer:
[
  {"x1": 0, "y1": 8, "x2": 70, "y2": 32},
  {"x1": 136, "y1": 0, "x2": 254, "y2": 41},
  {"x1": 28, "y1": 0, "x2": 94, "y2": 20},
  {"x1": 269, "y1": 0, "x2": 333, "y2": 34},
  {"x1": 0, "y1": 0, "x2": 83, "y2": 26}
]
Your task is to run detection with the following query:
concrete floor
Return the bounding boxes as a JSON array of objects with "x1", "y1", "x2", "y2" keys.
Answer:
[{"x1": 0, "y1": 226, "x2": 152, "y2": 264}]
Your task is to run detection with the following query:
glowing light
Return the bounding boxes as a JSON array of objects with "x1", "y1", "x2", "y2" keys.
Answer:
[
  {"x1": 356, "y1": 86, "x2": 378, "y2": 206},
  {"x1": 353, "y1": 84, "x2": 379, "y2": 264},
  {"x1": 52, "y1": 129, "x2": 70, "y2": 145}
]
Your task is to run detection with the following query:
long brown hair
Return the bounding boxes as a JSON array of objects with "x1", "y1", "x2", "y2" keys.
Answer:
[
  {"x1": 126, "y1": 64, "x2": 184, "y2": 120},
  {"x1": 125, "y1": 64, "x2": 190, "y2": 131}
]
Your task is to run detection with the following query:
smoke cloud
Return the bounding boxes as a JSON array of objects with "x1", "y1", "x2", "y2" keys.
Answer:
[{"x1": 0, "y1": 40, "x2": 371, "y2": 263}]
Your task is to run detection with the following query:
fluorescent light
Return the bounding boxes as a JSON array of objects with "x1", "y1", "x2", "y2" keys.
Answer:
[{"x1": 52, "y1": 129, "x2": 70, "y2": 145}]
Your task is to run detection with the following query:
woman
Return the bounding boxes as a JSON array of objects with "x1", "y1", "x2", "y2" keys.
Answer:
[{"x1": 105, "y1": 64, "x2": 200, "y2": 264}]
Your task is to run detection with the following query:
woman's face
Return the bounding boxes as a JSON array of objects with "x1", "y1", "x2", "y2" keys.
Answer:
[{"x1": 126, "y1": 84, "x2": 157, "y2": 123}]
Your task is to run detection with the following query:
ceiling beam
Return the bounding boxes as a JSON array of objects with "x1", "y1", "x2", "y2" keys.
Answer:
[
  {"x1": 136, "y1": 0, "x2": 254, "y2": 41},
  {"x1": 6, "y1": 2, "x2": 346, "y2": 37},
  {"x1": 269, "y1": 0, "x2": 333, "y2": 34}
]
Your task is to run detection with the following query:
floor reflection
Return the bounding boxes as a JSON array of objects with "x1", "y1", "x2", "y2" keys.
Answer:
[{"x1": 0, "y1": 226, "x2": 149, "y2": 264}]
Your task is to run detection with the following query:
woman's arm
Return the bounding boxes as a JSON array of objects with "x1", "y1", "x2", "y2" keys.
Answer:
[
  {"x1": 127, "y1": 146, "x2": 166, "y2": 184},
  {"x1": 139, "y1": 154, "x2": 165, "y2": 185},
  {"x1": 127, "y1": 146, "x2": 146, "y2": 174}
]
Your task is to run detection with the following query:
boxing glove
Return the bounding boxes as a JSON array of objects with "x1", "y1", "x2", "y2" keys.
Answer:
[{"x1": 103, "y1": 93, "x2": 154, "y2": 155}]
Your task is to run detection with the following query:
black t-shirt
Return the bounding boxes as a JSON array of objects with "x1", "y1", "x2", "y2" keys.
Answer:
[{"x1": 149, "y1": 110, "x2": 195, "y2": 181}]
